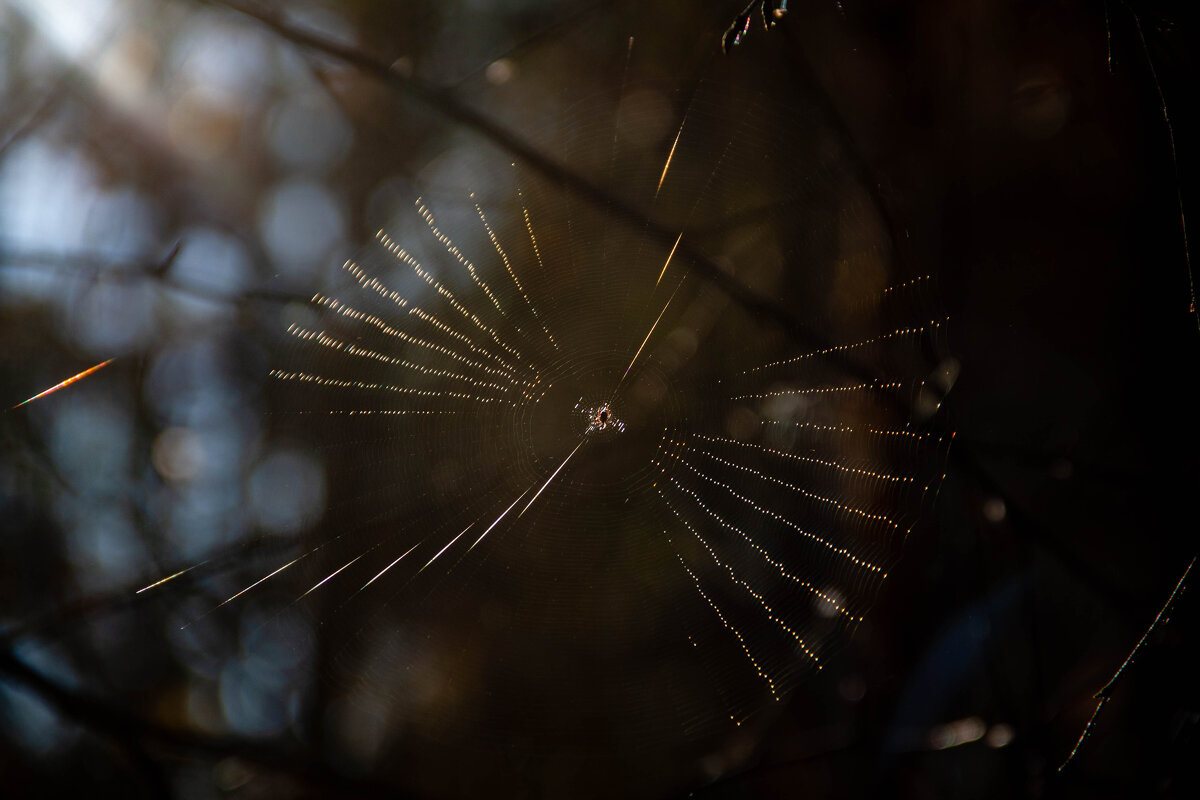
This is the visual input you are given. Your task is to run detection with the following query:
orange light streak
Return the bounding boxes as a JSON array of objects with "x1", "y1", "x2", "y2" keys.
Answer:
[{"x1": 11, "y1": 358, "x2": 115, "y2": 409}]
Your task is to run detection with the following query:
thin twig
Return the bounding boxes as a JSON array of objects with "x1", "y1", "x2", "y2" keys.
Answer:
[
  {"x1": 1058, "y1": 554, "x2": 1197, "y2": 771},
  {"x1": 1121, "y1": 2, "x2": 1196, "y2": 328},
  {"x1": 0, "y1": 244, "x2": 311, "y2": 308},
  {"x1": 447, "y1": 0, "x2": 612, "y2": 89},
  {"x1": 1103, "y1": 0, "x2": 1113, "y2": 74}
]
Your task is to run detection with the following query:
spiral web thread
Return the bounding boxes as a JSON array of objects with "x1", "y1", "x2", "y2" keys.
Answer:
[{"x1": 143, "y1": 80, "x2": 953, "y2": 742}]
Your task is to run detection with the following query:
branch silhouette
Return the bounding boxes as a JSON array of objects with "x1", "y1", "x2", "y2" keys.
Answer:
[
  {"x1": 1058, "y1": 554, "x2": 1197, "y2": 771},
  {"x1": 197, "y1": 0, "x2": 874, "y2": 376}
]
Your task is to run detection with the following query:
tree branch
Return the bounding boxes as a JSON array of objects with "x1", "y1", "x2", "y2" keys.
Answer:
[
  {"x1": 194, "y1": 0, "x2": 867, "y2": 371},
  {"x1": 1057, "y1": 554, "x2": 1197, "y2": 771}
]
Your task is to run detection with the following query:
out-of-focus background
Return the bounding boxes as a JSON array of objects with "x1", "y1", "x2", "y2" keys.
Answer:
[{"x1": 1, "y1": 0, "x2": 1197, "y2": 798}]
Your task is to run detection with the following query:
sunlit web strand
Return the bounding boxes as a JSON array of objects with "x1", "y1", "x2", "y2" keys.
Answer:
[
  {"x1": 467, "y1": 488, "x2": 532, "y2": 553},
  {"x1": 653, "y1": 232, "x2": 684, "y2": 288},
  {"x1": 677, "y1": 557, "x2": 780, "y2": 701},
  {"x1": 293, "y1": 541, "x2": 422, "y2": 639},
  {"x1": 10, "y1": 357, "x2": 115, "y2": 409},
  {"x1": 136, "y1": 561, "x2": 209, "y2": 595},
  {"x1": 297, "y1": 553, "x2": 367, "y2": 601},
  {"x1": 417, "y1": 523, "x2": 475, "y2": 575},
  {"x1": 737, "y1": 317, "x2": 948, "y2": 377},
  {"x1": 518, "y1": 438, "x2": 587, "y2": 518},
  {"x1": 656, "y1": 113, "x2": 687, "y2": 197},
  {"x1": 730, "y1": 379, "x2": 909, "y2": 402},
  {"x1": 285, "y1": 325, "x2": 518, "y2": 396},
  {"x1": 663, "y1": 472, "x2": 884, "y2": 576},
  {"x1": 609, "y1": 280, "x2": 684, "y2": 404},
  {"x1": 689, "y1": 432, "x2": 916, "y2": 485},
  {"x1": 414, "y1": 197, "x2": 531, "y2": 345},
  {"x1": 253, "y1": 548, "x2": 382, "y2": 639},
  {"x1": 340, "y1": 258, "x2": 523, "y2": 376},
  {"x1": 292, "y1": 410, "x2": 471, "y2": 417},
  {"x1": 176, "y1": 543, "x2": 326, "y2": 630},
  {"x1": 672, "y1": 441, "x2": 904, "y2": 534},
  {"x1": 672, "y1": 524, "x2": 823, "y2": 666},
  {"x1": 360, "y1": 541, "x2": 423, "y2": 591},
  {"x1": 671, "y1": 456, "x2": 896, "y2": 563},
  {"x1": 834, "y1": 274, "x2": 937, "y2": 321},
  {"x1": 881, "y1": 275, "x2": 934, "y2": 295},
  {"x1": 287, "y1": 500, "x2": 525, "y2": 637},
  {"x1": 278, "y1": 484, "x2": 521, "y2": 623},
  {"x1": 757, "y1": 418, "x2": 951, "y2": 445},
  {"x1": 514, "y1": 183, "x2": 546, "y2": 271},
  {"x1": 654, "y1": 486, "x2": 861, "y2": 622},
  {"x1": 472, "y1": 193, "x2": 559, "y2": 351},
  {"x1": 310, "y1": 292, "x2": 525, "y2": 384},
  {"x1": 269, "y1": 370, "x2": 518, "y2": 407},
  {"x1": 375, "y1": 231, "x2": 532, "y2": 369},
  {"x1": 309, "y1": 493, "x2": 530, "y2": 637}
]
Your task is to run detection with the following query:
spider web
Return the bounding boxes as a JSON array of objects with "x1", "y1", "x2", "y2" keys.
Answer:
[{"x1": 148, "y1": 41, "x2": 952, "y2": 771}]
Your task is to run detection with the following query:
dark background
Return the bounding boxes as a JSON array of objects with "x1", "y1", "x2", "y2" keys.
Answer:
[{"x1": 1, "y1": 0, "x2": 1197, "y2": 798}]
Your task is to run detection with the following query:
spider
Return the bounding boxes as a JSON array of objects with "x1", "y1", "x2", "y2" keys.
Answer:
[
  {"x1": 576, "y1": 400, "x2": 624, "y2": 433},
  {"x1": 722, "y1": 0, "x2": 789, "y2": 53}
]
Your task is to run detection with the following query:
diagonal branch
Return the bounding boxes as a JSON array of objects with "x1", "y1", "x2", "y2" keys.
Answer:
[
  {"x1": 194, "y1": 0, "x2": 865, "y2": 373},
  {"x1": 1057, "y1": 553, "x2": 1197, "y2": 771}
]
